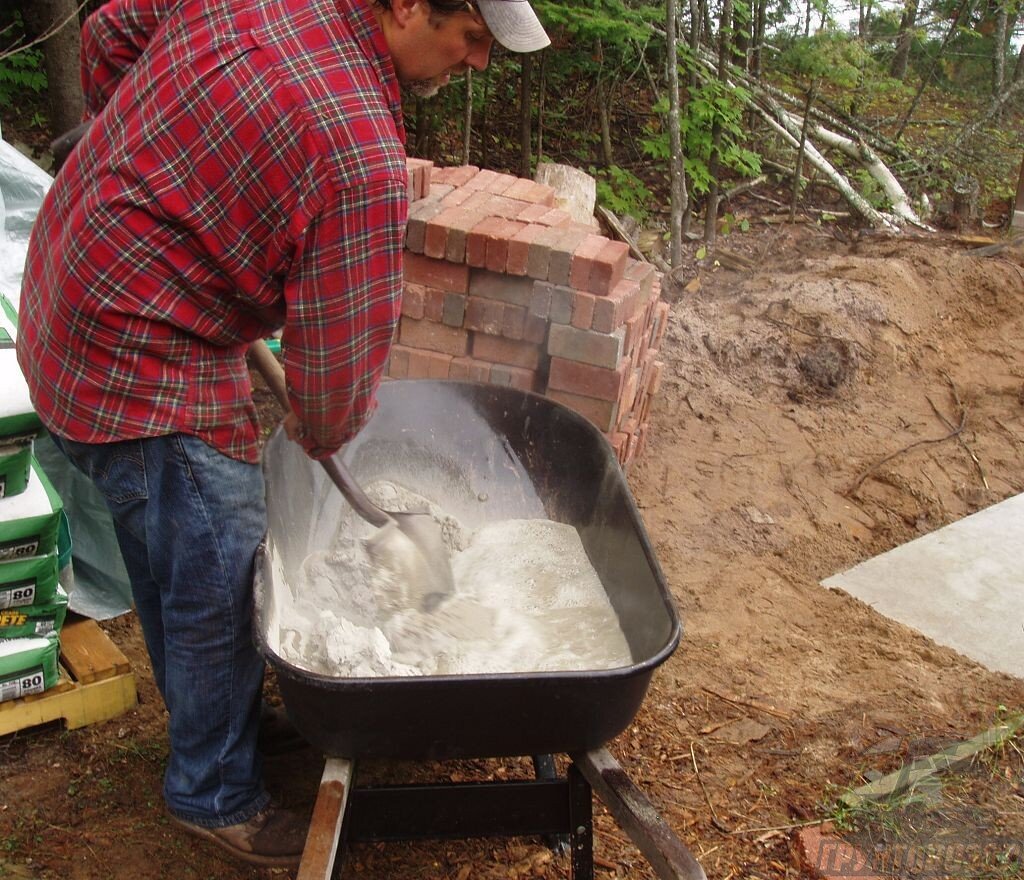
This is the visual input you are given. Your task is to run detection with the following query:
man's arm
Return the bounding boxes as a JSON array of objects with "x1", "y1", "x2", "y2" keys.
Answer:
[
  {"x1": 280, "y1": 177, "x2": 408, "y2": 460},
  {"x1": 80, "y1": 0, "x2": 180, "y2": 117}
]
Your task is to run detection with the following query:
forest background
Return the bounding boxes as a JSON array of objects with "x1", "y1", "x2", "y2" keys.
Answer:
[{"x1": 1, "y1": 0, "x2": 1023, "y2": 263}]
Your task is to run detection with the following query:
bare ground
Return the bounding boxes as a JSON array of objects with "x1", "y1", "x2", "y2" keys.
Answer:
[{"x1": 2, "y1": 227, "x2": 1023, "y2": 880}]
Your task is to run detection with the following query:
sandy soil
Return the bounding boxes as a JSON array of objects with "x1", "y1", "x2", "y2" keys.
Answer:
[{"x1": 1, "y1": 227, "x2": 1023, "y2": 880}]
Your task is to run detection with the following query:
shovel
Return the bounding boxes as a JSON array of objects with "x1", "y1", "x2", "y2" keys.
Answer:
[{"x1": 248, "y1": 339, "x2": 455, "y2": 612}]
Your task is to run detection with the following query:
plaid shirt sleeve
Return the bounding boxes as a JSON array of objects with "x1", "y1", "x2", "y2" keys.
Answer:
[
  {"x1": 80, "y1": 0, "x2": 180, "y2": 117},
  {"x1": 281, "y1": 177, "x2": 407, "y2": 460}
]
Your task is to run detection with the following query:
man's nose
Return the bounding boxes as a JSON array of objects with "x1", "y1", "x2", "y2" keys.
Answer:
[{"x1": 467, "y1": 37, "x2": 493, "y2": 71}]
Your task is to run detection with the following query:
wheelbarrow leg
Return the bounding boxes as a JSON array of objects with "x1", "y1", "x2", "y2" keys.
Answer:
[
  {"x1": 568, "y1": 763, "x2": 594, "y2": 880},
  {"x1": 572, "y1": 749, "x2": 707, "y2": 880},
  {"x1": 297, "y1": 758, "x2": 354, "y2": 880}
]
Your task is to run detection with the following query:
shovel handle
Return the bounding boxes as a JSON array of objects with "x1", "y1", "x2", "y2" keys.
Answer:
[{"x1": 248, "y1": 339, "x2": 390, "y2": 528}]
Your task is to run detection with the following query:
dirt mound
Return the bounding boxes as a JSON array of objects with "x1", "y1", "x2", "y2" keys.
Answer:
[{"x1": 2, "y1": 229, "x2": 1023, "y2": 880}]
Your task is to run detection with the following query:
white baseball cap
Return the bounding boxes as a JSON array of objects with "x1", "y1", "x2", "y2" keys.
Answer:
[{"x1": 475, "y1": 0, "x2": 551, "y2": 53}]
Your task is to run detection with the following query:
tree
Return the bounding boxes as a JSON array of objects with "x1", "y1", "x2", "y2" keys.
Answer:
[
  {"x1": 19, "y1": 0, "x2": 84, "y2": 135},
  {"x1": 890, "y1": 0, "x2": 919, "y2": 80}
]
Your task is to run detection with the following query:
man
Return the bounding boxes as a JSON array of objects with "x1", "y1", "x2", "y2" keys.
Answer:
[{"x1": 17, "y1": 0, "x2": 548, "y2": 868}]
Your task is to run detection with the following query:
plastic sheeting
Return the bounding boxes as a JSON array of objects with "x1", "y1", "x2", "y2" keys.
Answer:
[{"x1": 0, "y1": 128, "x2": 132, "y2": 619}]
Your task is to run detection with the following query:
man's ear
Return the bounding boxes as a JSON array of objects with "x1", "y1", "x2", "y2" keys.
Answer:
[{"x1": 390, "y1": 0, "x2": 423, "y2": 27}]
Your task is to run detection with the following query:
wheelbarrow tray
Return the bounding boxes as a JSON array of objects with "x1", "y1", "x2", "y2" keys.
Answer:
[{"x1": 254, "y1": 381, "x2": 680, "y2": 760}]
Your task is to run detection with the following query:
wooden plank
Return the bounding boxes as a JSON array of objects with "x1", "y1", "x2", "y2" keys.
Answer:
[
  {"x1": 572, "y1": 748, "x2": 707, "y2": 880},
  {"x1": 297, "y1": 758, "x2": 353, "y2": 880},
  {"x1": 0, "y1": 671, "x2": 136, "y2": 736},
  {"x1": 59, "y1": 618, "x2": 131, "y2": 684},
  {"x1": 840, "y1": 714, "x2": 1024, "y2": 809}
]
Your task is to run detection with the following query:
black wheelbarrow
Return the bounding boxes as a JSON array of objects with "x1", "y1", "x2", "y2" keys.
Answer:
[{"x1": 253, "y1": 381, "x2": 705, "y2": 879}]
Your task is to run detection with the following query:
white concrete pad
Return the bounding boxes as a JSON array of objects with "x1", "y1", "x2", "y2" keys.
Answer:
[{"x1": 822, "y1": 493, "x2": 1024, "y2": 679}]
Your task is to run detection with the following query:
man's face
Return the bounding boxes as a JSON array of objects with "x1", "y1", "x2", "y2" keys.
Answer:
[{"x1": 394, "y1": 3, "x2": 495, "y2": 97}]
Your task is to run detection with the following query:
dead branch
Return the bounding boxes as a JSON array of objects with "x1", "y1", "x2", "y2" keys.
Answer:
[
  {"x1": 0, "y1": 1, "x2": 91, "y2": 63},
  {"x1": 848, "y1": 407, "x2": 967, "y2": 496}
]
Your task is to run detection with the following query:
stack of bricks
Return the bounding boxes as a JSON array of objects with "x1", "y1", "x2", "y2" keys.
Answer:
[{"x1": 393, "y1": 158, "x2": 669, "y2": 471}]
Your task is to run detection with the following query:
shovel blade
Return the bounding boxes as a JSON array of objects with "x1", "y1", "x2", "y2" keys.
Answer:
[{"x1": 365, "y1": 514, "x2": 454, "y2": 612}]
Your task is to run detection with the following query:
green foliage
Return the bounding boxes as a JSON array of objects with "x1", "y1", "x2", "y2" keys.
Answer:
[
  {"x1": 777, "y1": 32, "x2": 870, "y2": 88},
  {"x1": 0, "y1": 48, "x2": 46, "y2": 109},
  {"x1": 642, "y1": 80, "x2": 762, "y2": 197},
  {"x1": 590, "y1": 164, "x2": 652, "y2": 221}
]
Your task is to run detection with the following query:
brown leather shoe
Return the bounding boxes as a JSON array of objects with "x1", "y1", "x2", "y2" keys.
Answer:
[{"x1": 170, "y1": 804, "x2": 308, "y2": 867}]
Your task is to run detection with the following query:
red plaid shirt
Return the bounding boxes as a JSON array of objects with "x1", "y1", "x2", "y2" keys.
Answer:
[{"x1": 17, "y1": 0, "x2": 408, "y2": 463}]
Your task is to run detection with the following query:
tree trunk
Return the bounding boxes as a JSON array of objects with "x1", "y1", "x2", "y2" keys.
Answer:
[
  {"x1": 597, "y1": 80, "x2": 614, "y2": 167},
  {"x1": 751, "y1": 0, "x2": 768, "y2": 79},
  {"x1": 790, "y1": 83, "x2": 816, "y2": 221},
  {"x1": 21, "y1": 0, "x2": 85, "y2": 135},
  {"x1": 889, "y1": 0, "x2": 918, "y2": 80},
  {"x1": 666, "y1": 0, "x2": 688, "y2": 267},
  {"x1": 536, "y1": 51, "x2": 546, "y2": 163},
  {"x1": 519, "y1": 52, "x2": 533, "y2": 179},
  {"x1": 704, "y1": 0, "x2": 732, "y2": 245},
  {"x1": 992, "y1": 3, "x2": 1007, "y2": 98},
  {"x1": 1015, "y1": 39, "x2": 1024, "y2": 83},
  {"x1": 687, "y1": 0, "x2": 702, "y2": 91}
]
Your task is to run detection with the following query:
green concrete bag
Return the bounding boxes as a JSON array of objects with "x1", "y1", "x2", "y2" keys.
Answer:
[
  {"x1": 0, "y1": 457, "x2": 63, "y2": 562},
  {"x1": 0, "y1": 632, "x2": 60, "y2": 703},
  {"x1": 0, "y1": 293, "x2": 42, "y2": 444},
  {"x1": 0, "y1": 441, "x2": 32, "y2": 499},
  {"x1": 0, "y1": 585, "x2": 68, "y2": 638},
  {"x1": 0, "y1": 551, "x2": 59, "y2": 609}
]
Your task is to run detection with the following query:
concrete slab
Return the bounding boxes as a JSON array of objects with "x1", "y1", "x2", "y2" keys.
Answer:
[{"x1": 822, "y1": 492, "x2": 1024, "y2": 680}]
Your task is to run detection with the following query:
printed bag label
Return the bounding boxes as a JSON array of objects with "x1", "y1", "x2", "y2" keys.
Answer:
[
  {"x1": 0, "y1": 579, "x2": 37, "y2": 609},
  {"x1": 0, "y1": 665, "x2": 46, "y2": 702}
]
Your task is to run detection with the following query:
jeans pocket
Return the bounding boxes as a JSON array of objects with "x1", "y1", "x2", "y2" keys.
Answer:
[{"x1": 54, "y1": 436, "x2": 149, "y2": 505}]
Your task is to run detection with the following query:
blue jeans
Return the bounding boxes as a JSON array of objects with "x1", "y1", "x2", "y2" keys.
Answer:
[{"x1": 51, "y1": 433, "x2": 270, "y2": 827}]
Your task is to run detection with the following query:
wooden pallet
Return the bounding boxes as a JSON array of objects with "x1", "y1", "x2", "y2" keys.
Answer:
[{"x1": 0, "y1": 618, "x2": 137, "y2": 736}]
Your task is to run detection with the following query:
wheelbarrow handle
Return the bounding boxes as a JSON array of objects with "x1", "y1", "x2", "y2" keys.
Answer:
[{"x1": 248, "y1": 339, "x2": 390, "y2": 528}]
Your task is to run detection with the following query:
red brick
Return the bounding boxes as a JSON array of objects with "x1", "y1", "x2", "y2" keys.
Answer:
[
  {"x1": 460, "y1": 190, "x2": 531, "y2": 220},
  {"x1": 650, "y1": 360, "x2": 664, "y2": 394},
  {"x1": 523, "y1": 313, "x2": 547, "y2": 344},
  {"x1": 546, "y1": 284, "x2": 574, "y2": 324},
  {"x1": 442, "y1": 292, "x2": 467, "y2": 327},
  {"x1": 404, "y1": 253, "x2": 469, "y2": 293},
  {"x1": 406, "y1": 348, "x2": 452, "y2": 379},
  {"x1": 489, "y1": 364, "x2": 538, "y2": 391},
  {"x1": 468, "y1": 270, "x2": 533, "y2": 307},
  {"x1": 547, "y1": 356, "x2": 628, "y2": 401},
  {"x1": 503, "y1": 177, "x2": 555, "y2": 206},
  {"x1": 586, "y1": 239, "x2": 630, "y2": 296},
  {"x1": 401, "y1": 282, "x2": 426, "y2": 320},
  {"x1": 431, "y1": 165, "x2": 479, "y2": 187},
  {"x1": 405, "y1": 196, "x2": 445, "y2": 252},
  {"x1": 797, "y1": 823, "x2": 883, "y2": 880},
  {"x1": 591, "y1": 279, "x2": 643, "y2": 334},
  {"x1": 423, "y1": 286, "x2": 445, "y2": 323},
  {"x1": 437, "y1": 208, "x2": 488, "y2": 264},
  {"x1": 515, "y1": 203, "x2": 553, "y2": 224},
  {"x1": 529, "y1": 281, "x2": 551, "y2": 318},
  {"x1": 423, "y1": 206, "x2": 476, "y2": 260},
  {"x1": 427, "y1": 183, "x2": 454, "y2": 201},
  {"x1": 449, "y1": 356, "x2": 492, "y2": 382},
  {"x1": 569, "y1": 235, "x2": 607, "y2": 290},
  {"x1": 500, "y1": 303, "x2": 526, "y2": 340},
  {"x1": 546, "y1": 224, "x2": 595, "y2": 286},
  {"x1": 464, "y1": 296, "x2": 505, "y2": 335},
  {"x1": 483, "y1": 172, "x2": 518, "y2": 195},
  {"x1": 439, "y1": 186, "x2": 474, "y2": 208},
  {"x1": 623, "y1": 309, "x2": 646, "y2": 360},
  {"x1": 399, "y1": 316, "x2": 469, "y2": 356},
  {"x1": 617, "y1": 368, "x2": 641, "y2": 428},
  {"x1": 536, "y1": 207, "x2": 574, "y2": 227},
  {"x1": 571, "y1": 291, "x2": 596, "y2": 329},
  {"x1": 610, "y1": 431, "x2": 629, "y2": 464},
  {"x1": 623, "y1": 258, "x2": 657, "y2": 295},
  {"x1": 506, "y1": 224, "x2": 546, "y2": 275},
  {"x1": 651, "y1": 301, "x2": 670, "y2": 350},
  {"x1": 472, "y1": 333, "x2": 543, "y2": 370},
  {"x1": 547, "y1": 323, "x2": 625, "y2": 370},
  {"x1": 547, "y1": 389, "x2": 618, "y2": 432},
  {"x1": 465, "y1": 216, "x2": 504, "y2": 268},
  {"x1": 387, "y1": 344, "x2": 411, "y2": 378},
  {"x1": 485, "y1": 219, "x2": 526, "y2": 274},
  {"x1": 526, "y1": 225, "x2": 565, "y2": 280},
  {"x1": 464, "y1": 168, "x2": 505, "y2": 191}
]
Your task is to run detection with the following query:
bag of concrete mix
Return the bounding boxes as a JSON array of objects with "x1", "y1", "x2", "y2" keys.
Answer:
[
  {"x1": 0, "y1": 631, "x2": 60, "y2": 702},
  {"x1": 0, "y1": 551, "x2": 59, "y2": 609},
  {"x1": 0, "y1": 457, "x2": 63, "y2": 562},
  {"x1": 0, "y1": 585, "x2": 67, "y2": 638},
  {"x1": 0, "y1": 292, "x2": 42, "y2": 452},
  {"x1": 0, "y1": 440, "x2": 32, "y2": 499}
]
